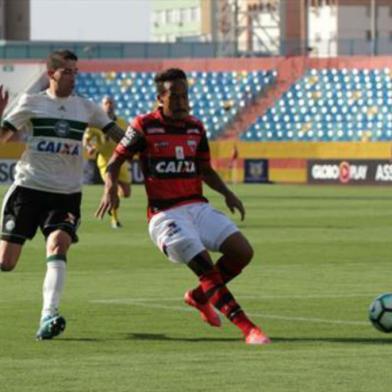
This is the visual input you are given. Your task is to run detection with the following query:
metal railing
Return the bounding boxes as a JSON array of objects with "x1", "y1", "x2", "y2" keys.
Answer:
[{"x1": 0, "y1": 38, "x2": 391, "y2": 60}]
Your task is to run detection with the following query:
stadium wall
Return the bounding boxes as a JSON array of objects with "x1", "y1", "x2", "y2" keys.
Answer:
[
  {"x1": 0, "y1": 142, "x2": 24, "y2": 158},
  {"x1": 76, "y1": 56, "x2": 392, "y2": 73},
  {"x1": 210, "y1": 141, "x2": 392, "y2": 184}
]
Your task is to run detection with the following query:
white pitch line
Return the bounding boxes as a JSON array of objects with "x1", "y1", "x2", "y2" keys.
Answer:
[
  {"x1": 237, "y1": 293, "x2": 376, "y2": 300},
  {"x1": 92, "y1": 293, "x2": 376, "y2": 303},
  {"x1": 91, "y1": 298, "x2": 369, "y2": 326}
]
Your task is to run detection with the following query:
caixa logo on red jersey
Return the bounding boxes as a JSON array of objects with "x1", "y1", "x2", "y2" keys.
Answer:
[{"x1": 152, "y1": 159, "x2": 196, "y2": 176}]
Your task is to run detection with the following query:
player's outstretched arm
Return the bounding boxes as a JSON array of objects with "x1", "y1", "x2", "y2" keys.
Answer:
[
  {"x1": 200, "y1": 161, "x2": 245, "y2": 221},
  {"x1": 104, "y1": 123, "x2": 125, "y2": 143},
  {"x1": 0, "y1": 85, "x2": 14, "y2": 143},
  {"x1": 95, "y1": 154, "x2": 125, "y2": 219},
  {"x1": 0, "y1": 85, "x2": 8, "y2": 117},
  {"x1": 83, "y1": 130, "x2": 98, "y2": 158}
]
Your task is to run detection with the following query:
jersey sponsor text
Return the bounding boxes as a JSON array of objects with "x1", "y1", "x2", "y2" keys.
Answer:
[
  {"x1": 155, "y1": 159, "x2": 196, "y2": 174},
  {"x1": 36, "y1": 140, "x2": 80, "y2": 156}
]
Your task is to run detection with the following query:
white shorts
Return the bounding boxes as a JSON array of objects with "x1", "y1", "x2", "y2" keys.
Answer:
[{"x1": 148, "y1": 202, "x2": 238, "y2": 264}]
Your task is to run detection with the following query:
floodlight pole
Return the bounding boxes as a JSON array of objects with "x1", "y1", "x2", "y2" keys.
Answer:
[
  {"x1": 370, "y1": 0, "x2": 377, "y2": 55},
  {"x1": 233, "y1": 0, "x2": 239, "y2": 57}
]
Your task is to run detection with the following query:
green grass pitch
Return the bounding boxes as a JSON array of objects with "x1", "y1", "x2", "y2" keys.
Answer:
[{"x1": 1, "y1": 184, "x2": 392, "y2": 391}]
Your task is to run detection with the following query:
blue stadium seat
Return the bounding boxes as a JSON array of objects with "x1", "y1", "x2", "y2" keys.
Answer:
[{"x1": 242, "y1": 67, "x2": 392, "y2": 142}]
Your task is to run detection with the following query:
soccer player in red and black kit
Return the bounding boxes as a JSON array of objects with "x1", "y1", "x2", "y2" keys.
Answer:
[{"x1": 96, "y1": 68, "x2": 271, "y2": 345}]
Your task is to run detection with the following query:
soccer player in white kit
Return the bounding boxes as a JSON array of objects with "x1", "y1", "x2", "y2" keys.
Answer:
[{"x1": 0, "y1": 49, "x2": 125, "y2": 340}]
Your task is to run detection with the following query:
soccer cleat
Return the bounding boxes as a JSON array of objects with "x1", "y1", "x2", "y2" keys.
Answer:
[
  {"x1": 184, "y1": 290, "x2": 221, "y2": 327},
  {"x1": 245, "y1": 327, "x2": 271, "y2": 345},
  {"x1": 111, "y1": 220, "x2": 122, "y2": 229},
  {"x1": 36, "y1": 314, "x2": 66, "y2": 340}
]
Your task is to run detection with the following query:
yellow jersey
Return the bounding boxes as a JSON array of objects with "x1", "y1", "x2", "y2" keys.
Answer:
[
  {"x1": 84, "y1": 116, "x2": 131, "y2": 184},
  {"x1": 84, "y1": 116, "x2": 128, "y2": 166}
]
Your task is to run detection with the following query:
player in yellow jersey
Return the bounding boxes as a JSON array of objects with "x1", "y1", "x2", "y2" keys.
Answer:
[{"x1": 84, "y1": 96, "x2": 131, "y2": 228}]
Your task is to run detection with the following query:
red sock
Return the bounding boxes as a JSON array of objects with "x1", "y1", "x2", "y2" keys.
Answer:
[
  {"x1": 231, "y1": 311, "x2": 255, "y2": 336},
  {"x1": 199, "y1": 268, "x2": 255, "y2": 335},
  {"x1": 190, "y1": 287, "x2": 208, "y2": 304},
  {"x1": 190, "y1": 255, "x2": 249, "y2": 303}
]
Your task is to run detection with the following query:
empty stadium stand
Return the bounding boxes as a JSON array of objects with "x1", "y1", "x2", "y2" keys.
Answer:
[{"x1": 242, "y1": 67, "x2": 392, "y2": 142}]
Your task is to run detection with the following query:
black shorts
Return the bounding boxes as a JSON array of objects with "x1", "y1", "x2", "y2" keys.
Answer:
[{"x1": 1, "y1": 185, "x2": 82, "y2": 245}]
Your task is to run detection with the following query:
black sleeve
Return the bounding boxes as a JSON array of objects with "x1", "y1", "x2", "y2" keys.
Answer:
[
  {"x1": 2, "y1": 120, "x2": 18, "y2": 132},
  {"x1": 116, "y1": 126, "x2": 147, "y2": 156},
  {"x1": 101, "y1": 121, "x2": 116, "y2": 134}
]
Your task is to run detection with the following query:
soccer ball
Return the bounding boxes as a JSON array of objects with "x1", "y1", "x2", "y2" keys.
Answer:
[{"x1": 369, "y1": 293, "x2": 392, "y2": 333}]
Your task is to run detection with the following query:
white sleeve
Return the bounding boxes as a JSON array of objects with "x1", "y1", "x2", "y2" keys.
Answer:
[
  {"x1": 3, "y1": 94, "x2": 33, "y2": 131},
  {"x1": 87, "y1": 100, "x2": 113, "y2": 129}
]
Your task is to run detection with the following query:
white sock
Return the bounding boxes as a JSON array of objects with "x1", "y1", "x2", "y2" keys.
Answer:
[{"x1": 41, "y1": 258, "x2": 66, "y2": 320}]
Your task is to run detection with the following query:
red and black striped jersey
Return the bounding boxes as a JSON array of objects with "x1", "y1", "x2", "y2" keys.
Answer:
[{"x1": 115, "y1": 108, "x2": 210, "y2": 219}]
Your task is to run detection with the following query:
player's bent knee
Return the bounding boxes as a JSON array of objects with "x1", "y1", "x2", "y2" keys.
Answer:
[
  {"x1": 118, "y1": 183, "x2": 131, "y2": 198},
  {"x1": 241, "y1": 243, "x2": 254, "y2": 264},
  {"x1": 122, "y1": 189, "x2": 131, "y2": 198},
  {"x1": 46, "y1": 230, "x2": 72, "y2": 255},
  {"x1": 221, "y1": 232, "x2": 254, "y2": 265},
  {"x1": 0, "y1": 241, "x2": 23, "y2": 271}
]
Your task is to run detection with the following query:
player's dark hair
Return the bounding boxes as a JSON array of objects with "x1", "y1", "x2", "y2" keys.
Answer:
[
  {"x1": 47, "y1": 49, "x2": 78, "y2": 70},
  {"x1": 154, "y1": 68, "x2": 187, "y2": 95}
]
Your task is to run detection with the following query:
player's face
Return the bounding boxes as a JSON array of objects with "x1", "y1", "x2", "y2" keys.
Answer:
[
  {"x1": 102, "y1": 98, "x2": 115, "y2": 117},
  {"x1": 48, "y1": 59, "x2": 78, "y2": 97},
  {"x1": 160, "y1": 79, "x2": 189, "y2": 121}
]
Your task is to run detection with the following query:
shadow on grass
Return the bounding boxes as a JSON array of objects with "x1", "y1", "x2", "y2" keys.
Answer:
[
  {"x1": 58, "y1": 334, "x2": 238, "y2": 343},
  {"x1": 60, "y1": 335, "x2": 391, "y2": 345},
  {"x1": 272, "y1": 336, "x2": 392, "y2": 345},
  {"x1": 60, "y1": 338, "x2": 101, "y2": 342},
  {"x1": 127, "y1": 333, "x2": 239, "y2": 343}
]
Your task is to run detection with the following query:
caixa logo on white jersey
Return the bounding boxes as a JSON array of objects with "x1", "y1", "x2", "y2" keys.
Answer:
[
  {"x1": 308, "y1": 160, "x2": 369, "y2": 184},
  {"x1": 154, "y1": 159, "x2": 196, "y2": 175},
  {"x1": 36, "y1": 140, "x2": 80, "y2": 155}
]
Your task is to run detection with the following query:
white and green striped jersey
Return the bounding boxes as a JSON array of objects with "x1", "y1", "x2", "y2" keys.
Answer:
[{"x1": 3, "y1": 90, "x2": 113, "y2": 193}]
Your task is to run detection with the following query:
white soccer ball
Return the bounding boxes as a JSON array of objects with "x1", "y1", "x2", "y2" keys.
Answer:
[{"x1": 369, "y1": 293, "x2": 392, "y2": 333}]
